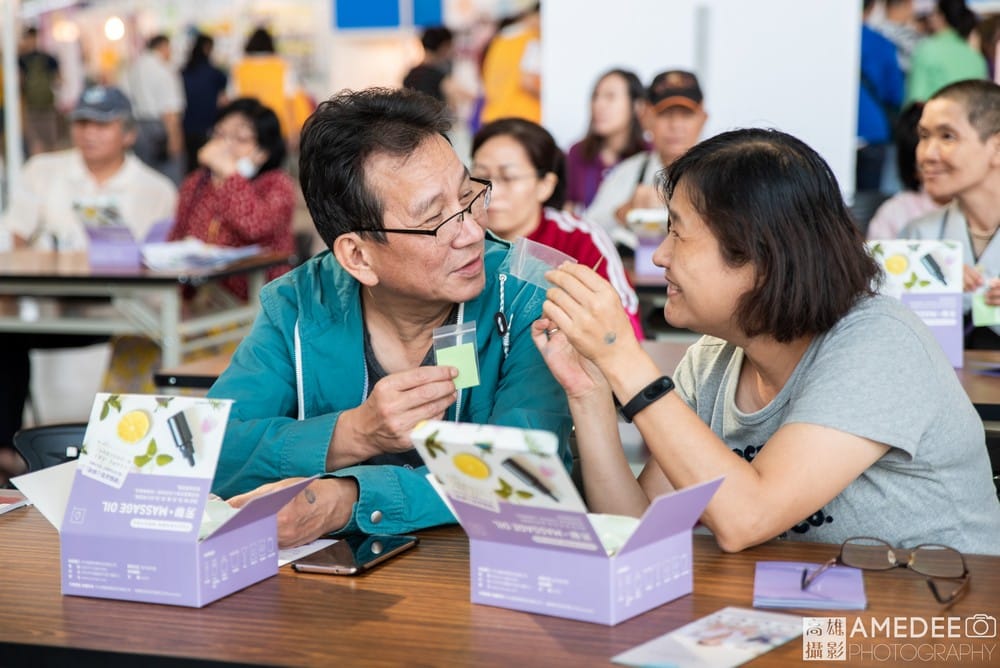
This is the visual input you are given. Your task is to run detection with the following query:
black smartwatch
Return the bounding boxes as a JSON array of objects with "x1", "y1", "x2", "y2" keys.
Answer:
[{"x1": 619, "y1": 375, "x2": 675, "y2": 423}]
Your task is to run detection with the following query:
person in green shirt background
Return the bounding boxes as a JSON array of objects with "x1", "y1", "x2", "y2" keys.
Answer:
[{"x1": 906, "y1": 0, "x2": 988, "y2": 104}]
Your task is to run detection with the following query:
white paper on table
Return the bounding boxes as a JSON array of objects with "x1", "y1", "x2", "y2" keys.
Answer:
[{"x1": 10, "y1": 460, "x2": 78, "y2": 529}]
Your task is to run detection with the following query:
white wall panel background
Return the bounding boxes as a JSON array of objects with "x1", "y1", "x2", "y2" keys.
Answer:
[{"x1": 542, "y1": 0, "x2": 860, "y2": 200}]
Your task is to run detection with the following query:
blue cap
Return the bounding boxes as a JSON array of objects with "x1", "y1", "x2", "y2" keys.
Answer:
[{"x1": 70, "y1": 86, "x2": 133, "y2": 122}]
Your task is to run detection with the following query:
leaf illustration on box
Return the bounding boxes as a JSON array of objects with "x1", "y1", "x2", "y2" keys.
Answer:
[
  {"x1": 423, "y1": 430, "x2": 446, "y2": 459},
  {"x1": 134, "y1": 439, "x2": 161, "y2": 470},
  {"x1": 155, "y1": 396, "x2": 174, "y2": 411},
  {"x1": 495, "y1": 477, "x2": 513, "y2": 499},
  {"x1": 100, "y1": 394, "x2": 123, "y2": 420}
]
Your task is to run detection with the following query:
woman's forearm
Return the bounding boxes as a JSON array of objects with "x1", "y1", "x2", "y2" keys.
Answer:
[{"x1": 568, "y1": 392, "x2": 650, "y2": 517}]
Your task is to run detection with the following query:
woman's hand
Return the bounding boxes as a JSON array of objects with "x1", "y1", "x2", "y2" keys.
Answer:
[
  {"x1": 964, "y1": 263, "x2": 985, "y2": 293},
  {"x1": 197, "y1": 138, "x2": 238, "y2": 180},
  {"x1": 984, "y1": 277, "x2": 1000, "y2": 306},
  {"x1": 542, "y1": 263, "x2": 642, "y2": 369},
  {"x1": 530, "y1": 317, "x2": 610, "y2": 400}
]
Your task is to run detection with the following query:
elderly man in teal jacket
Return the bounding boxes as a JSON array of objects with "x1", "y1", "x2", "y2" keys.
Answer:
[{"x1": 210, "y1": 88, "x2": 573, "y2": 547}]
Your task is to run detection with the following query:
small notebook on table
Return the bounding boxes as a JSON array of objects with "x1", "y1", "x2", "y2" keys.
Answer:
[{"x1": 753, "y1": 561, "x2": 867, "y2": 610}]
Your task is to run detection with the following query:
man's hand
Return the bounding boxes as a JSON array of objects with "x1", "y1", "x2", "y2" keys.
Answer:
[
  {"x1": 329, "y1": 366, "x2": 458, "y2": 469},
  {"x1": 228, "y1": 477, "x2": 359, "y2": 549}
]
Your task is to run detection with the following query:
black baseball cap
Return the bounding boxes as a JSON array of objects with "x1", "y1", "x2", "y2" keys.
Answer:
[{"x1": 647, "y1": 70, "x2": 703, "y2": 113}]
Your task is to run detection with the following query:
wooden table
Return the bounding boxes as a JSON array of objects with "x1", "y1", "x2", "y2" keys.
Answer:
[
  {"x1": 1, "y1": 508, "x2": 997, "y2": 667},
  {"x1": 0, "y1": 250, "x2": 287, "y2": 367}
]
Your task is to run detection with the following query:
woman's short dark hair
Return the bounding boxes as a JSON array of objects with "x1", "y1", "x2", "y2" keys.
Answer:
[
  {"x1": 661, "y1": 128, "x2": 880, "y2": 342},
  {"x1": 895, "y1": 102, "x2": 925, "y2": 192},
  {"x1": 298, "y1": 87, "x2": 452, "y2": 249},
  {"x1": 580, "y1": 69, "x2": 646, "y2": 163},
  {"x1": 471, "y1": 117, "x2": 566, "y2": 209},
  {"x1": 214, "y1": 97, "x2": 286, "y2": 175}
]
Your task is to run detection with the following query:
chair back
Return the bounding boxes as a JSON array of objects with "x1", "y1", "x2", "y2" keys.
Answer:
[{"x1": 12, "y1": 423, "x2": 87, "y2": 473}]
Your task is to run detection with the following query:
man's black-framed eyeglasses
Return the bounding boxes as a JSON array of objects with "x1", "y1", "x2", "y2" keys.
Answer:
[
  {"x1": 800, "y1": 536, "x2": 970, "y2": 607},
  {"x1": 355, "y1": 177, "x2": 492, "y2": 246}
]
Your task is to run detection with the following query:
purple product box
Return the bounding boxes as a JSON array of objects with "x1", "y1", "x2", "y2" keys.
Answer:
[
  {"x1": 59, "y1": 474, "x2": 311, "y2": 607},
  {"x1": 84, "y1": 223, "x2": 142, "y2": 268},
  {"x1": 633, "y1": 237, "x2": 663, "y2": 277},
  {"x1": 901, "y1": 293, "x2": 963, "y2": 368},
  {"x1": 84, "y1": 218, "x2": 172, "y2": 268},
  {"x1": 12, "y1": 392, "x2": 310, "y2": 608},
  {"x1": 455, "y1": 478, "x2": 722, "y2": 625}
]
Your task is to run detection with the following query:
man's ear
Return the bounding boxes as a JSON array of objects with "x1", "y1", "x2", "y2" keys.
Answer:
[
  {"x1": 332, "y1": 233, "x2": 379, "y2": 287},
  {"x1": 123, "y1": 125, "x2": 138, "y2": 150}
]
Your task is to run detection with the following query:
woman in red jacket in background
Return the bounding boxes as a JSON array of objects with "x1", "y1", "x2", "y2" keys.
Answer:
[{"x1": 170, "y1": 97, "x2": 296, "y2": 299}]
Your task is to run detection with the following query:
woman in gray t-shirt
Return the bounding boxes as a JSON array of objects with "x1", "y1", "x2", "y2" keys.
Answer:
[{"x1": 533, "y1": 127, "x2": 1000, "y2": 556}]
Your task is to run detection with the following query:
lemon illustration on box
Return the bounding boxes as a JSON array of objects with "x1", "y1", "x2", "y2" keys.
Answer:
[
  {"x1": 453, "y1": 452, "x2": 490, "y2": 479},
  {"x1": 884, "y1": 254, "x2": 908, "y2": 275},
  {"x1": 117, "y1": 410, "x2": 150, "y2": 443}
]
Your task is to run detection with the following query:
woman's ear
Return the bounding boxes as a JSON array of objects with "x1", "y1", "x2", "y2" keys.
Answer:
[
  {"x1": 254, "y1": 147, "x2": 269, "y2": 166},
  {"x1": 989, "y1": 132, "x2": 1000, "y2": 168},
  {"x1": 536, "y1": 171, "x2": 558, "y2": 204},
  {"x1": 332, "y1": 234, "x2": 379, "y2": 287}
]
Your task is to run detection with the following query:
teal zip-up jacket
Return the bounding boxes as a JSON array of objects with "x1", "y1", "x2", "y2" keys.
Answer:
[{"x1": 209, "y1": 234, "x2": 573, "y2": 535}]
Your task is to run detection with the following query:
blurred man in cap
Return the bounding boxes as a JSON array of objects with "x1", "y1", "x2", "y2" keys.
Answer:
[
  {"x1": 586, "y1": 70, "x2": 708, "y2": 248},
  {"x1": 2, "y1": 85, "x2": 176, "y2": 250},
  {"x1": 0, "y1": 85, "x2": 177, "y2": 483}
]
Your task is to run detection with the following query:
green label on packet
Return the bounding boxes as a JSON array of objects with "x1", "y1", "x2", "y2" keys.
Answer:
[
  {"x1": 436, "y1": 342, "x2": 480, "y2": 390},
  {"x1": 972, "y1": 293, "x2": 1000, "y2": 327}
]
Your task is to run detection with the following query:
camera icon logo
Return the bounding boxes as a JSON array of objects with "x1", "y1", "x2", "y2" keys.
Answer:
[{"x1": 966, "y1": 614, "x2": 997, "y2": 638}]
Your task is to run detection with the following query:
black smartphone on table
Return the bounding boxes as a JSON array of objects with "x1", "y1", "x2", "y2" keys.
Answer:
[{"x1": 291, "y1": 534, "x2": 419, "y2": 575}]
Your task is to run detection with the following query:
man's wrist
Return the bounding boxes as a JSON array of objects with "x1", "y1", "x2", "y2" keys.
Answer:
[
  {"x1": 321, "y1": 476, "x2": 359, "y2": 534},
  {"x1": 328, "y1": 408, "x2": 377, "y2": 469}
]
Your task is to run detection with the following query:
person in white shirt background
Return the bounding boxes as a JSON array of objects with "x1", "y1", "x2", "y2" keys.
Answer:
[{"x1": 123, "y1": 34, "x2": 186, "y2": 186}]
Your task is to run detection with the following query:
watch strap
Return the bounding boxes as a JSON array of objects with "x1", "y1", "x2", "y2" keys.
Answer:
[{"x1": 620, "y1": 375, "x2": 675, "y2": 422}]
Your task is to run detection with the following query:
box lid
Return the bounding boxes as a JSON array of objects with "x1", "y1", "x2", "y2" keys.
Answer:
[
  {"x1": 208, "y1": 477, "x2": 315, "y2": 539},
  {"x1": 617, "y1": 477, "x2": 723, "y2": 555}
]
